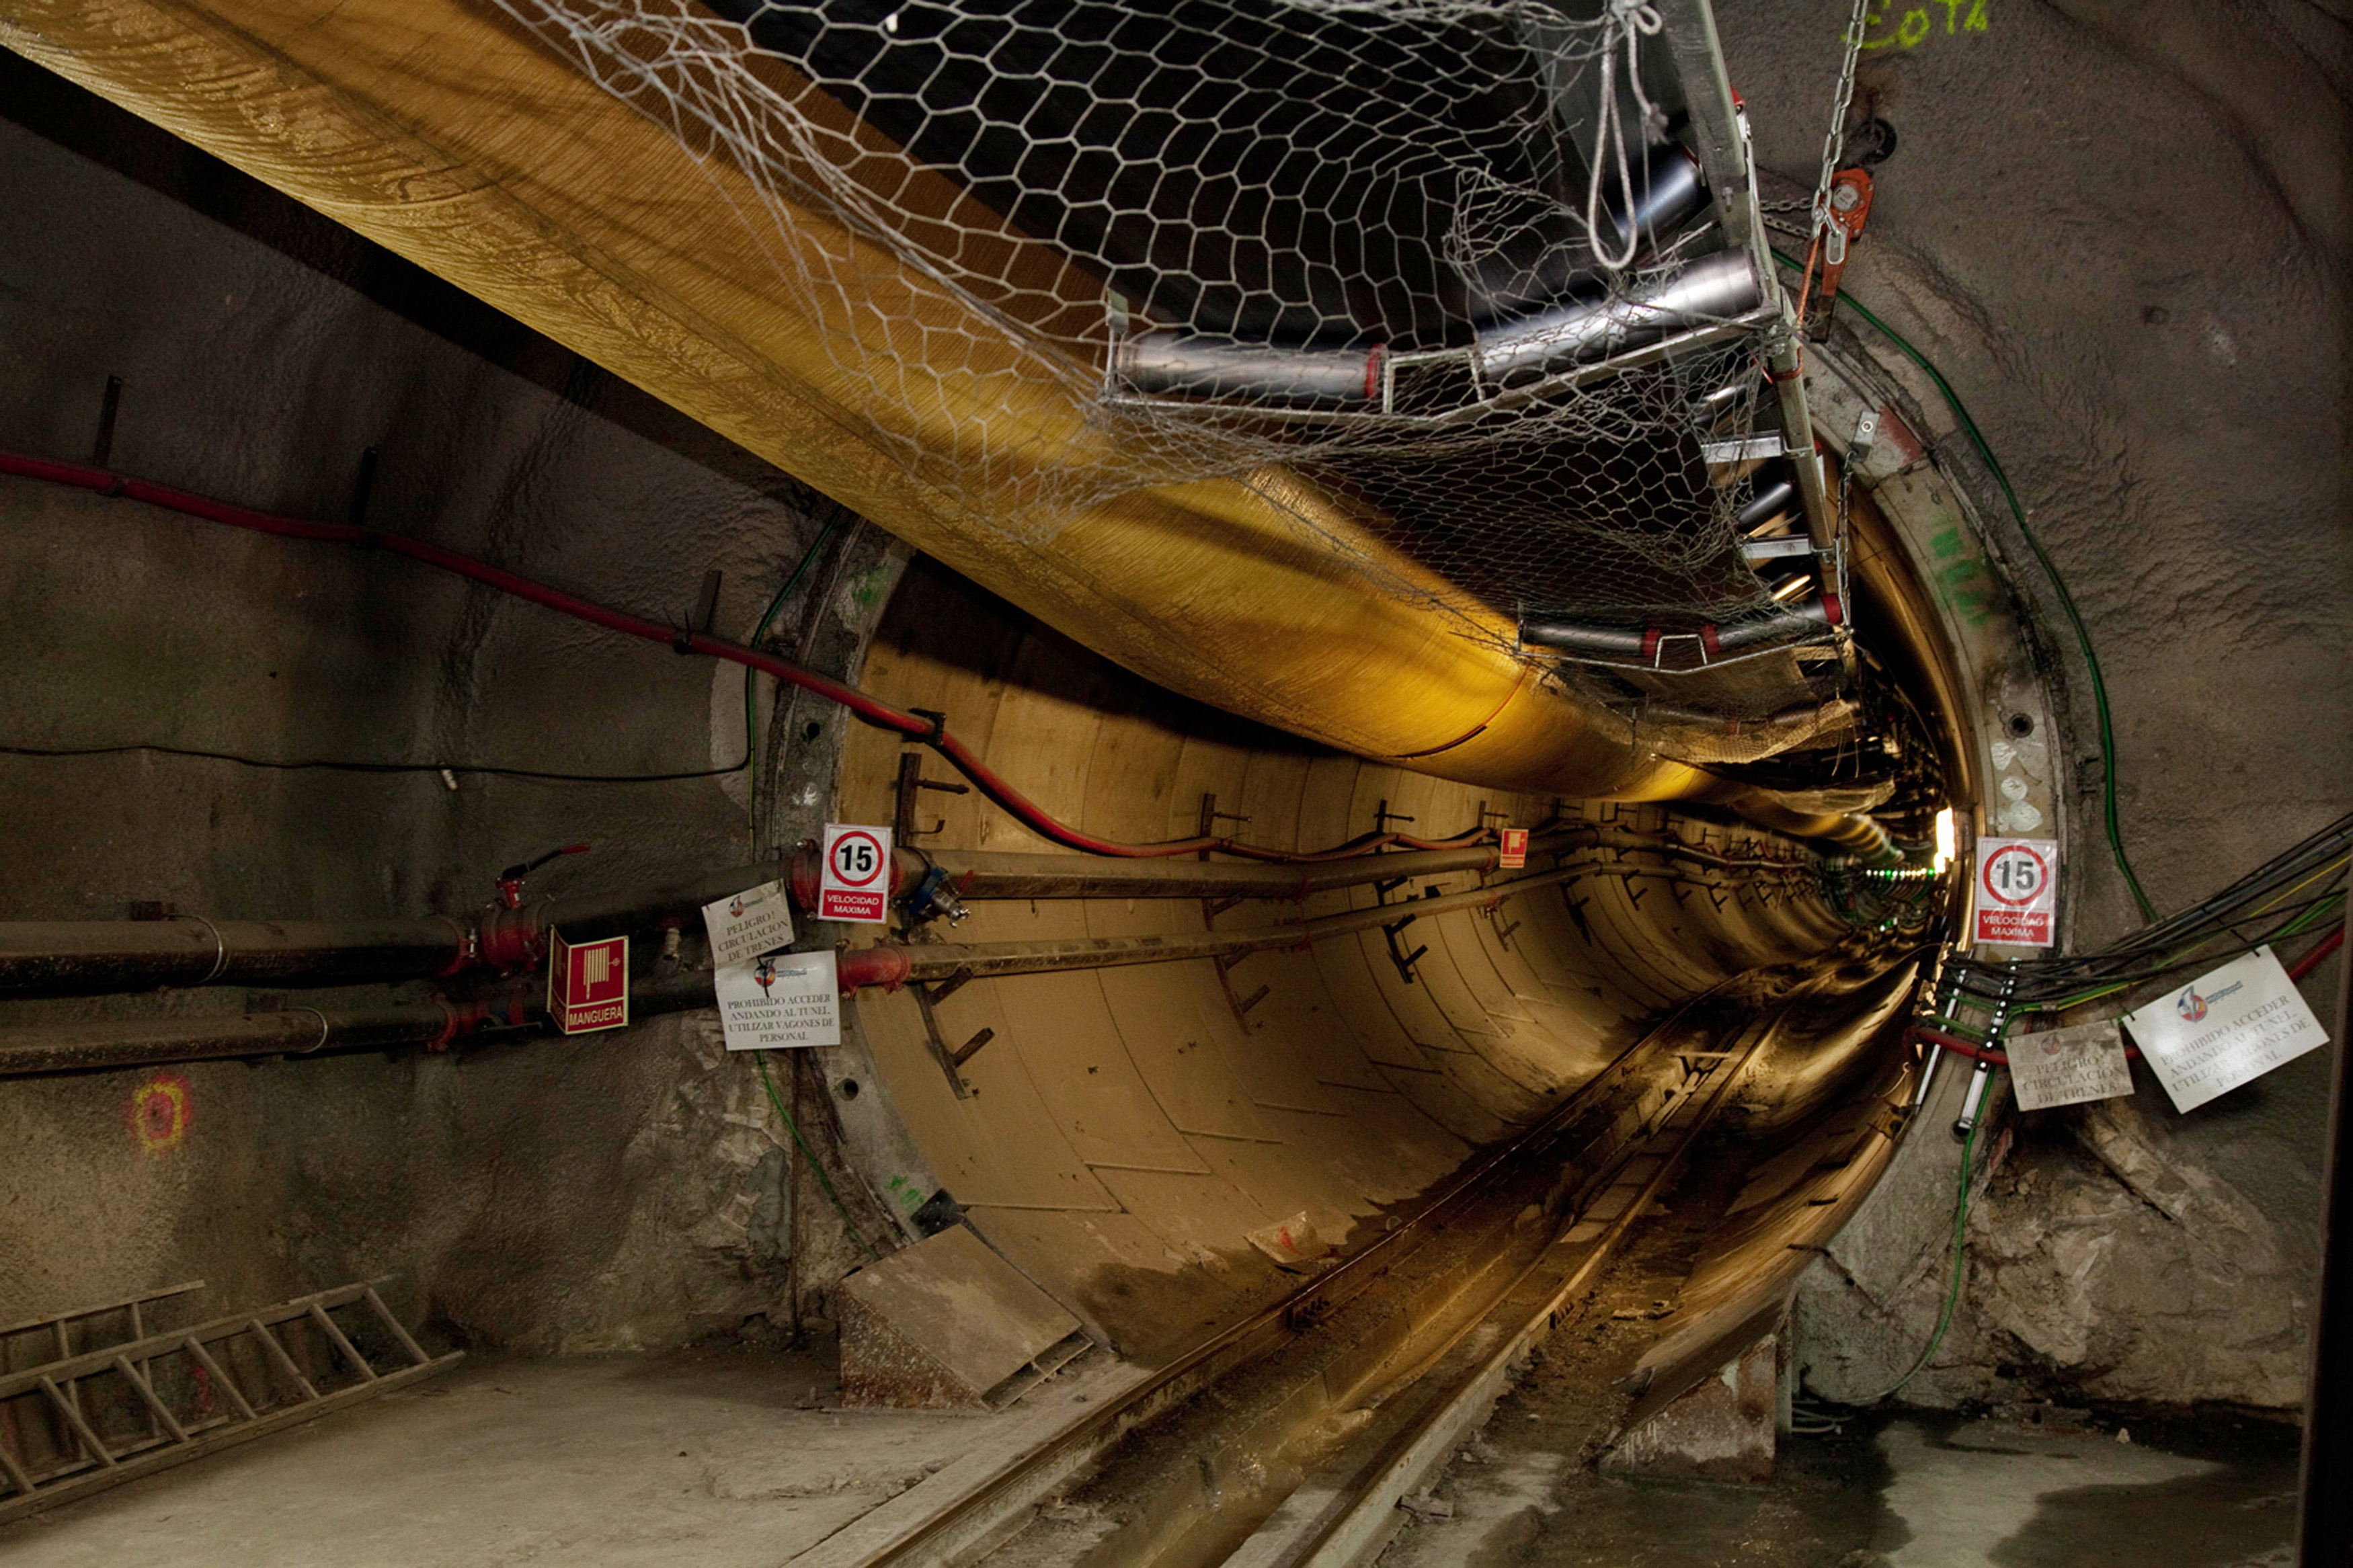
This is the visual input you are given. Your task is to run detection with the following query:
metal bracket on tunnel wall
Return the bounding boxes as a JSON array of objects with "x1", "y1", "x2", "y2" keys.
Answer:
[
  {"x1": 912, "y1": 968, "x2": 989, "y2": 1099},
  {"x1": 1215, "y1": 948, "x2": 1272, "y2": 1022},
  {"x1": 1384, "y1": 889, "x2": 1437, "y2": 983}
]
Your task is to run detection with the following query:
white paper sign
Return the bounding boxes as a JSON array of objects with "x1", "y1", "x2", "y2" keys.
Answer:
[
  {"x1": 701, "y1": 880, "x2": 795, "y2": 968},
  {"x1": 2006, "y1": 1020, "x2": 2134, "y2": 1111},
  {"x1": 717, "y1": 949, "x2": 841, "y2": 1050},
  {"x1": 817, "y1": 823, "x2": 893, "y2": 923},
  {"x1": 2121, "y1": 946, "x2": 2329, "y2": 1113}
]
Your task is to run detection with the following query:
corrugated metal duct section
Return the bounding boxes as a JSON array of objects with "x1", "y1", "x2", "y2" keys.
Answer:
[{"x1": 836, "y1": 563, "x2": 1915, "y2": 1358}]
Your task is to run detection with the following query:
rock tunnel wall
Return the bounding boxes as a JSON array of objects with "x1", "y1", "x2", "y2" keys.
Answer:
[{"x1": 0, "y1": 67, "x2": 881, "y2": 1350}]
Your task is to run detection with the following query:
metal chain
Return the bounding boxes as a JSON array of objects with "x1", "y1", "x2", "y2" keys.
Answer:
[{"x1": 1810, "y1": 0, "x2": 1876, "y2": 234}]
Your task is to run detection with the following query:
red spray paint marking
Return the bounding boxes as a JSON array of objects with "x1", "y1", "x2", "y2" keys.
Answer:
[{"x1": 127, "y1": 1073, "x2": 192, "y2": 1153}]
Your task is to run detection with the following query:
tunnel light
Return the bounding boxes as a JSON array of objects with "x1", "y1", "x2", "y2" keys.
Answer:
[{"x1": 1933, "y1": 808, "x2": 1955, "y2": 873}]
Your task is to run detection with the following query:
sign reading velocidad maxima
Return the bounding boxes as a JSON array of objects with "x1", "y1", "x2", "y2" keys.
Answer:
[
  {"x1": 818, "y1": 823, "x2": 893, "y2": 923},
  {"x1": 1973, "y1": 835, "x2": 2057, "y2": 948},
  {"x1": 2122, "y1": 946, "x2": 2329, "y2": 1113}
]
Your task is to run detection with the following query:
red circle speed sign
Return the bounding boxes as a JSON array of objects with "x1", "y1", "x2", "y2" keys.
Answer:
[
  {"x1": 828, "y1": 829, "x2": 885, "y2": 889},
  {"x1": 1980, "y1": 843, "x2": 2050, "y2": 907}
]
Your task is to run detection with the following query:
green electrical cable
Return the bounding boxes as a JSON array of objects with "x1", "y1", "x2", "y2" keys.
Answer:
[
  {"x1": 1770, "y1": 249, "x2": 2159, "y2": 923},
  {"x1": 1860, "y1": 1114, "x2": 1980, "y2": 1404},
  {"x1": 2039, "y1": 886, "x2": 2348, "y2": 1012},
  {"x1": 754, "y1": 1048, "x2": 882, "y2": 1262},
  {"x1": 742, "y1": 516, "x2": 843, "y2": 845}
]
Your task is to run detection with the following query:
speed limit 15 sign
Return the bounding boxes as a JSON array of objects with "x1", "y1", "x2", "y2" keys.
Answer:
[
  {"x1": 1973, "y1": 835, "x2": 2057, "y2": 948},
  {"x1": 817, "y1": 823, "x2": 894, "y2": 923}
]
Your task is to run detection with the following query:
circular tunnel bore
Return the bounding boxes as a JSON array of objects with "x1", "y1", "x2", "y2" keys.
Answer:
[{"x1": 829, "y1": 559, "x2": 1933, "y2": 1361}]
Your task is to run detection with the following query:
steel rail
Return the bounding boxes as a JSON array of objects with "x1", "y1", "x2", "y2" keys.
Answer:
[
  {"x1": 816, "y1": 969, "x2": 1784, "y2": 1567},
  {"x1": 1237, "y1": 1015, "x2": 1778, "y2": 1567}
]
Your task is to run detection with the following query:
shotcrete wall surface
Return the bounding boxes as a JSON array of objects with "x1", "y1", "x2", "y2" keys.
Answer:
[{"x1": 0, "y1": 73, "x2": 887, "y2": 1350}]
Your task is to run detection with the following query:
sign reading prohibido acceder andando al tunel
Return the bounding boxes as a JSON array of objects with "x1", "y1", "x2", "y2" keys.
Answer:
[{"x1": 2122, "y1": 947, "x2": 2329, "y2": 1114}]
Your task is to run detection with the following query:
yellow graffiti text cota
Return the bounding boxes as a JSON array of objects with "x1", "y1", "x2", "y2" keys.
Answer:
[{"x1": 1859, "y1": 0, "x2": 1989, "y2": 50}]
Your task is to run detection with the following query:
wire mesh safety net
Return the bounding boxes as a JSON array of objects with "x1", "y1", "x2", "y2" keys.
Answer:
[{"x1": 491, "y1": 0, "x2": 1854, "y2": 755}]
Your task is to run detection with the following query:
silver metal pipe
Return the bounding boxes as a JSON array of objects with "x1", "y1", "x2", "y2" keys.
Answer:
[
  {"x1": 1517, "y1": 598, "x2": 1827, "y2": 658},
  {"x1": 1714, "y1": 600, "x2": 1830, "y2": 651},
  {"x1": 1112, "y1": 335, "x2": 1381, "y2": 405},
  {"x1": 1736, "y1": 477, "x2": 1796, "y2": 532},
  {"x1": 1472, "y1": 249, "x2": 1761, "y2": 388},
  {"x1": 1468, "y1": 143, "x2": 1712, "y2": 317},
  {"x1": 1601, "y1": 143, "x2": 1708, "y2": 259}
]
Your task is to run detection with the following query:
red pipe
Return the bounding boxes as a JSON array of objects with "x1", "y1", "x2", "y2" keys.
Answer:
[
  {"x1": 2290, "y1": 928, "x2": 2345, "y2": 983},
  {"x1": 1911, "y1": 1024, "x2": 2144, "y2": 1069},
  {"x1": 838, "y1": 946, "x2": 914, "y2": 993},
  {"x1": 1, "y1": 449, "x2": 1503, "y2": 864}
]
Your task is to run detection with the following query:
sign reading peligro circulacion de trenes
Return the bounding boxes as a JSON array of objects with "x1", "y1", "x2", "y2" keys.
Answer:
[
  {"x1": 2122, "y1": 946, "x2": 2328, "y2": 1114},
  {"x1": 1972, "y1": 835, "x2": 2057, "y2": 948},
  {"x1": 701, "y1": 880, "x2": 795, "y2": 968},
  {"x1": 2005, "y1": 1020, "x2": 2134, "y2": 1112}
]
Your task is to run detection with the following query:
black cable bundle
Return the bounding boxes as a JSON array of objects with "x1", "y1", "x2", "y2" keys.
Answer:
[{"x1": 1941, "y1": 813, "x2": 2350, "y2": 1010}]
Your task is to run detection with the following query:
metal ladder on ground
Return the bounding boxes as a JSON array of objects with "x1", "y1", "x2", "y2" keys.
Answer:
[{"x1": 0, "y1": 1278, "x2": 459, "y2": 1522}]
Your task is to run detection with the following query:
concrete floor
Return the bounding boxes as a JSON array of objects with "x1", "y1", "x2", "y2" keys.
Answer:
[
  {"x1": 0, "y1": 1336, "x2": 2303, "y2": 1567},
  {"x1": 0, "y1": 1346, "x2": 1012, "y2": 1567},
  {"x1": 1384, "y1": 1410, "x2": 2301, "y2": 1567}
]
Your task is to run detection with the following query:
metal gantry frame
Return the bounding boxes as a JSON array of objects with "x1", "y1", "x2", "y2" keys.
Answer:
[{"x1": 1656, "y1": 0, "x2": 1841, "y2": 603}]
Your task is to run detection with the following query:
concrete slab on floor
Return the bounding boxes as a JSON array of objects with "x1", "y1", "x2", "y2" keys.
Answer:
[{"x1": 0, "y1": 1345, "x2": 1080, "y2": 1567}]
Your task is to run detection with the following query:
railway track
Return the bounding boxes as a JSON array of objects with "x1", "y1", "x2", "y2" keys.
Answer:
[{"x1": 789, "y1": 981, "x2": 1789, "y2": 1568}]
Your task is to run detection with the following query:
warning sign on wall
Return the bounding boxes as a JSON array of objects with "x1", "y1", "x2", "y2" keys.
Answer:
[
  {"x1": 817, "y1": 823, "x2": 893, "y2": 923},
  {"x1": 548, "y1": 930, "x2": 629, "y2": 1034},
  {"x1": 2122, "y1": 947, "x2": 2330, "y2": 1114},
  {"x1": 1498, "y1": 828, "x2": 1529, "y2": 870},
  {"x1": 1972, "y1": 836, "x2": 2057, "y2": 948},
  {"x1": 717, "y1": 950, "x2": 841, "y2": 1050},
  {"x1": 2005, "y1": 1020, "x2": 2134, "y2": 1112},
  {"x1": 701, "y1": 880, "x2": 795, "y2": 968}
]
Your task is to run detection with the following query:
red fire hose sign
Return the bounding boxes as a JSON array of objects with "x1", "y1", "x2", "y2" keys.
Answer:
[
  {"x1": 817, "y1": 823, "x2": 892, "y2": 923},
  {"x1": 1973, "y1": 836, "x2": 2057, "y2": 948},
  {"x1": 1498, "y1": 828, "x2": 1529, "y2": 869},
  {"x1": 549, "y1": 930, "x2": 630, "y2": 1034}
]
